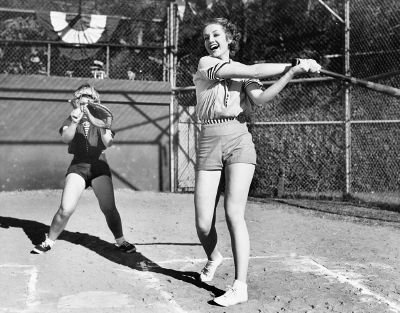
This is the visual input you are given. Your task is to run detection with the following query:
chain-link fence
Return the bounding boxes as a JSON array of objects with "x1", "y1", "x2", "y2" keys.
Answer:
[
  {"x1": 174, "y1": 0, "x2": 400, "y2": 207},
  {"x1": 1, "y1": 0, "x2": 400, "y2": 205},
  {"x1": 0, "y1": 0, "x2": 170, "y2": 80},
  {"x1": 0, "y1": 0, "x2": 177, "y2": 192}
]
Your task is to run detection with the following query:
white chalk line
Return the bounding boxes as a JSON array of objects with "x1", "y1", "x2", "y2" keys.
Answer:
[
  {"x1": 24, "y1": 267, "x2": 39, "y2": 307},
  {"x1": 0, "y1": 264, "x2": 40, "y2": 309},
  {"x1": 154, "y1": 254, "x2": 281, "y2": 265},
  {"x1": 1, "y1": 262, "x2": 187, "y2": 313},
  {"x1": 147, "y1": 254, "x2": 400, "y2": 313},
  {"x1": 3, "y1": 254, "x2": 399, "y2": 313},
  {"x1": 117, "y1": 268, "x2": 188, "y2": 313},
  {"x1": 306, "y1": 258, "x2": 400, "y2": 313},
  {"x1": 115, "y1": 255, "x2": 297, "y2": 313}
]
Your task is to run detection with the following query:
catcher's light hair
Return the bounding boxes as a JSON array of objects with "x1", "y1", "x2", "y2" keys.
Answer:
[
  {"x1": 73, "y1": 83, "x2": 100, "y2": 104},
  {"x1": 203, "y1": 18, "x2": 241, "y2": 56}
]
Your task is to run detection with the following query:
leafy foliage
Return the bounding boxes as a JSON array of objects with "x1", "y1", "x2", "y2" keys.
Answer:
[{"x1": 176, "y1": 0, "x2": 343, "y2": 86}]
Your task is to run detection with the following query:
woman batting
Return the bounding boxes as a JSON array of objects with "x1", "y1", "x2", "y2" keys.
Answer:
[{"x1": 193, "y1": 18, "x2": 321, "y2": 306}]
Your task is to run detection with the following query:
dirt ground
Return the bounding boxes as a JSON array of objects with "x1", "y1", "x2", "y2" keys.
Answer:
[{"x1": 1, "y1": 189, "x2": 400, "y2": 313}]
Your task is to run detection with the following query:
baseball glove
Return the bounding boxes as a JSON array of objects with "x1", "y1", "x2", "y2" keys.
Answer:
[
  {"x1": 69, "y1": 84, "x2": 113, "y2": 129},
  {"x1": 85, "y1": 103, "x2": 113, "y2": 129}
]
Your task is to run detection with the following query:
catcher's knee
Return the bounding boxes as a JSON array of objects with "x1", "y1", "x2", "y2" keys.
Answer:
[{"x1": 57, "y1": 204, "x2": 75, "y2": 219}]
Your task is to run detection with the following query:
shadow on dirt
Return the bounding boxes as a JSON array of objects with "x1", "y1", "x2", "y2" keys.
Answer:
[{"x1": 0, "y1": 215, "x2": 224, "y2": 297}]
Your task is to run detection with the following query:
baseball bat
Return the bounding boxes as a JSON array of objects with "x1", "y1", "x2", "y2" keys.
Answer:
[{"x1": 291, "y1": 58, "x2": 400, "y2": 97}]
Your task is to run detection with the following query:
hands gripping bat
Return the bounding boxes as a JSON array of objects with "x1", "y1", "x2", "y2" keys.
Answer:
[{"x1": 292, "y1": 58, "x2": 400, "y2": 97}]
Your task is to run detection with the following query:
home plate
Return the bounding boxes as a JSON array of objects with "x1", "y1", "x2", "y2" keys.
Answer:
[{"x1": 57, "y1": 291, "x2": 134, "y2": 309}]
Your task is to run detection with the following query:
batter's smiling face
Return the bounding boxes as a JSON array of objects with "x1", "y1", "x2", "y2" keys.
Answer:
[{"x1": 203, "y1": 23, "x2": 232, "y2": 60}]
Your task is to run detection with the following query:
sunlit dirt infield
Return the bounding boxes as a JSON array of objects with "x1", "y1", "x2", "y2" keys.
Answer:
[{"x1": 1, "y1": 189, "x2": 400, "y2": 313}]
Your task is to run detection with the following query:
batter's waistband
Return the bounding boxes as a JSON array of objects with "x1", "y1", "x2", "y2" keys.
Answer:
[
  {"x1": 200, "y1": 118, "x2": 249, "y2": 136},
  {"x1": 202, "y1": 116, "x2": 236, "y2": 125}
]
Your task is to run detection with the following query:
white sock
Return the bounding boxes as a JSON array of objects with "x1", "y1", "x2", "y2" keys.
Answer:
[
  {"x1": 115, "y1": 236, "x2": 125, "y2": 246},
  {"x1": 233, "y1": 280, "x2": 247, "y2": 290},
  {"x1": 209, "y1": 252, "x2": 223, "y2": 263},
  {"x1": 45, "y1": 234, "x2": 55, "y2": 247}
]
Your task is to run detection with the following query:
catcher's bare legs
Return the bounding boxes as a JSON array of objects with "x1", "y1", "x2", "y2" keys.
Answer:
[
  {"x1": 92, "y1": 175, "x2": 123, "y2": 239},
  {"x1": 31, "y1": 84, "x2": 133, "y2": 255},
  {"x1": 92, "y1": 175, "x2": 136, "y2": 253},
  {"x1": 31, "y1": 173, "x2": 85, "y2": 254},
  {"x1": 48, "y1": 173, "x2": 86, "y2": 241},
  {"x1": 224, "y1": 163, "x2": 254, "y2": 283}
]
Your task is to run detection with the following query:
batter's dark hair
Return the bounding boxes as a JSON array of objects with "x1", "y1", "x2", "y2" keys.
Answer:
[{"x1": 203, "y1": 18, "x2": 241, "y2": 56}]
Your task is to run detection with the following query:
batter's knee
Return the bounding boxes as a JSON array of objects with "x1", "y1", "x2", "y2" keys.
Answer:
[
  {"x1": 196, "y1": 218, "x2": 214, "y2": 236},
  {"x1": 225, "y1": 211, "x2": 245, "y2": 228}
]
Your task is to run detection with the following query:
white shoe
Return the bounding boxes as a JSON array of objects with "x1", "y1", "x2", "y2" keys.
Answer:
[
  {"x1": 31, "y1": 234, "x2": 55, "y2": 254},
  {"x1": 213, "y1": 280, "x2": 248, "y2": 307},
  {"x1": 199, "y1": 253, "x2": 223, "y2": 282}
]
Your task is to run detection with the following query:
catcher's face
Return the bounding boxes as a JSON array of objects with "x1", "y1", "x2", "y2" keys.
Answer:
[
  {"x1": 74, "y1": 85, "x2": 99, "y2": 105},
  {"x1": 78, "y1": 94, "x2": 96, "y2": 105}
]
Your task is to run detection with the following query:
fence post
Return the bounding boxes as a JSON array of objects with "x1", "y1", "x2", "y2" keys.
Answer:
[
  {"x1": 106, "y1": 45, "x2": 110, "y2": 78},
  {"x1": 168, "y1": 1, "x2": 178, "y2": 192},
  {"x1": 344, "y1": 0, "x2": 351, "y2": 197},
  {"x1": 47, "y1": 43, "x2": 51, "y2": 76}
]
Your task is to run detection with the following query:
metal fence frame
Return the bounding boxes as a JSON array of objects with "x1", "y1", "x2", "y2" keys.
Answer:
[
  {"x1": 0, "y1": 3, "x2": 181, "y2": 192},
  {"x1": 173, "y1": 82, "x2": 400, "y2": 202},
  {"x1": 171, "y1": 0, "x2": 400, "y2": 205},
  {"x1": 1, "y1": 1, "x2": 400, "y2": 202}
]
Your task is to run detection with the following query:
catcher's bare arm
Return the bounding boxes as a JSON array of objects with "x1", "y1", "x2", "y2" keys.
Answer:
[
  {"x1": 61, "y1": 108, "x2": 83, "y2": 143},
  {"x1": 100, "y1": 128, "x2": 114, "y2": 147}
]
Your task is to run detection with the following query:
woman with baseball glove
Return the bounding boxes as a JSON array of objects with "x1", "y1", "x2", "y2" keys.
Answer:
[
  {"x1": 193, "y1": 18, "x2": 321, "y2": 307},
  {"x1": 31, "y1": 84, "x2": 136, "y2": 254}
]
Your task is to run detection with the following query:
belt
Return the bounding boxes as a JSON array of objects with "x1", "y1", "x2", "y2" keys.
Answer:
[{"x1": 202, "y1": 117, "x2": 236, "y2": 125}]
